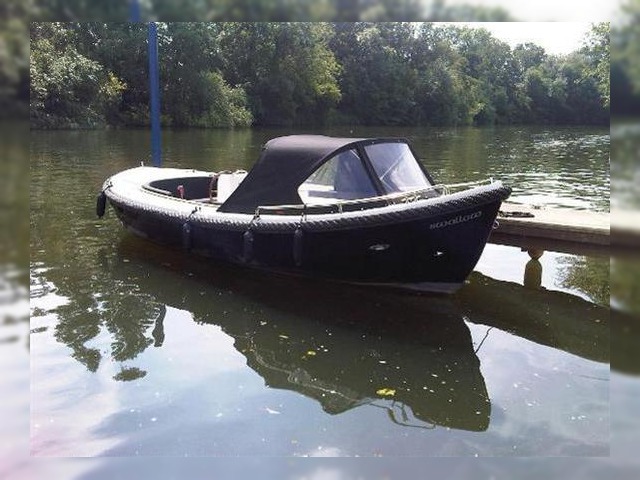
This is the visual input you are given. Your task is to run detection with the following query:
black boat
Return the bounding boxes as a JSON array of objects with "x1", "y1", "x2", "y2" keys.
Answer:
[{"x1": 98, "y1": 135, "x2": 511, "y2": 293}]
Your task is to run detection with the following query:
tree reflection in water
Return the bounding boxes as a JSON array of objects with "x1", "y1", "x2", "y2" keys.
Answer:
[
  {"x1": 557, "y1": 255, "x2": 609, "y2": 306},
  {"x1": 49, "y1": 275, "x2": 165, "y2": 379}
]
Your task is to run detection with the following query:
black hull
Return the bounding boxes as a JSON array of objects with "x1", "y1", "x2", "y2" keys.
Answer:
[{"x1": 108, "y1": 197, "x2": 502, "y2": 292}]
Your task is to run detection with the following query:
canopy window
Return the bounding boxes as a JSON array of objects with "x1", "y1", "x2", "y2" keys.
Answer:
[
  {"x1": 298, "y1": 149, "x2": 377, "y2": 204},
  {"x1": 365, "y1": 142, "x2": 431, "y2": 193}
]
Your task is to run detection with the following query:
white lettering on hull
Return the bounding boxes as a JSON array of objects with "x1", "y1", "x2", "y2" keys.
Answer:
[{"x1": 429, "y1": 211, "x2": 483, "y2": 230}]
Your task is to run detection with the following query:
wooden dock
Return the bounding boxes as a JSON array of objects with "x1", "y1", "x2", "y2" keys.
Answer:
[{"x1": 490, "y1": 203, "x2": 610, "y2": 256}]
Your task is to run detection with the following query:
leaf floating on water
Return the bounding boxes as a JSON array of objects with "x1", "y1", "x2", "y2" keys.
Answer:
[
  {"x1": 113, "y1": 366, "x2": 147, "y2": 382},
  {"x1": 376, "y1": 388, "x2": 396, "y2": 397}
]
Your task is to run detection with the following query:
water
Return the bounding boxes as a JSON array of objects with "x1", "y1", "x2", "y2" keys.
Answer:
[{"x1": 16, "y1": 124, "x2": 632, "y2": 472}]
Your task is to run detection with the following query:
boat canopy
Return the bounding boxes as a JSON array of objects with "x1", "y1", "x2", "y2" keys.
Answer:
[{"x1": 218, "y1": 135, "x2": 433, "y2": 214}]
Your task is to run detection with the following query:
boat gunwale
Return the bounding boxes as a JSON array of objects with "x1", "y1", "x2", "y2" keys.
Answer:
[
  {"x1": 105, "y1": 167, "x2": 510, "y2": 233},
  {"x1": 106, "y1": 166, "x2": 498, "y2": 215}
]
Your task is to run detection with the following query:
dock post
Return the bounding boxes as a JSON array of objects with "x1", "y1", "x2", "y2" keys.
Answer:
[
  {"x1": 526, "y1": 248, "x2": 544, "y2": 260},
  {"x1": 524, "y1": 259, "x2": 543, "y2": 289}
]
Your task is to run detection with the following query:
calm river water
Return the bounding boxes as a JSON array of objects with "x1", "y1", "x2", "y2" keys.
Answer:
[{"x1": 12, "y1": 124, "x2": 636, "y2": 474}]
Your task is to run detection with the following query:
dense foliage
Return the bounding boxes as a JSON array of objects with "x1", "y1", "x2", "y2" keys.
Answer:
[
  {"x1": 29, "y1": 21, "x2": 609, "y2": 129},
  {"x1": 30, "y1": 23, "x2": 126, "y2": 128},
  {"x1": 8, "y1": 1, "x2": 640, "y2": 123}
]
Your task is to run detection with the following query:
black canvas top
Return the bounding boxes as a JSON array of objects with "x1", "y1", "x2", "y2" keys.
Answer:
[{"x1": 218, "y1": 135, "x2": 375, "y2": 214}]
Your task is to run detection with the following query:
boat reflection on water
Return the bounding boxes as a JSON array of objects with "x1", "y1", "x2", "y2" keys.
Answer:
[
  {"x1": 112, "y1": 236, "x2": 490, "y2": 432},
  {"x1": 68, "y1": 235, "x2": 613, "y2": 434},
  {"x1": 227, "y1": 295, "x2": 488, "y2": 432}
]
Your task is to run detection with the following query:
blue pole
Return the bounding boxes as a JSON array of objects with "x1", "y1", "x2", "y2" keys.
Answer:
[
  {"x1": 129, "y1": 0, "x2": 141, "y2": 22},
  {"x1": 148, "y1": 22, "x2": 162, "y2": 167}
]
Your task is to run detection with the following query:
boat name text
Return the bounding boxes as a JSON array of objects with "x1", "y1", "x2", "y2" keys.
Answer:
[{"x1": 429, "y1": 211, "x2": 482, "y2": 230}]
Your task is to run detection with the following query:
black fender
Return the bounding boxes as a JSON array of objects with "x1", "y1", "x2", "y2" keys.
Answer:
[{"x1": 96, "y1": 191, "x2": 107, "y2": 218}]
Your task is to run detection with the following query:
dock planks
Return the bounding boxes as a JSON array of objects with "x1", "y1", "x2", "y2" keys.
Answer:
[{"x1": 489, "y1": 203, "x2": 610, "y2": 256}]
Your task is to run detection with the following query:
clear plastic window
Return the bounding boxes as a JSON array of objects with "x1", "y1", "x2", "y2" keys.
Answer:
[
  {"x1": 365, "y1": 143, "x2": 430, "y2": 193},
  {"x1": 298, "y1": 149, "x2": 377, "y2": 203}
]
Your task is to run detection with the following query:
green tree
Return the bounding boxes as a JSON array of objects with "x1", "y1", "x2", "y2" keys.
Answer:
[
  {"x1": 187, "y1": 71, "x2": 253, "y2": 127},
  {"x1": 410, "y1": 24, "x2": 479, "y2": 125},
  {"x1": 27, "y1": 20, "x2": 611, "y2": 129},
  {"x1": 74, "y1": 23, "x2": 149, "y2": 125},
  {"x1": 331, "y1": 22, "x2": 420, "y2": 125},
  {"x1": 162, "y1": 23, "x2": 222, "y2": 126},
  {"x1": 220, "y1": 22, "x2": 341, "y2": 126},
  {"x1": 452, "y1": 26, "x2": 521, "y2": 124},
  {"x1": 561, "y1": 53, "x2": 608, "y2": 124},
  {"x1": 581, "y1": 22, "x2": 610, "y2": 108},
  {"x1": 72, "y1": 22, "x2": 252, "y2": 127},
  {"x1": 30, "y1": 23, "x2": 125, "y2": 128},
  {"x1": 513, "y1": 43, "x2": 546, "y2": 74}
]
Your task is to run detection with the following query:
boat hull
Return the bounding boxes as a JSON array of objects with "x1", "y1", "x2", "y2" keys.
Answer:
[{"x1": 105, "y1": 171, "x2": 506, "y2": 293}]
